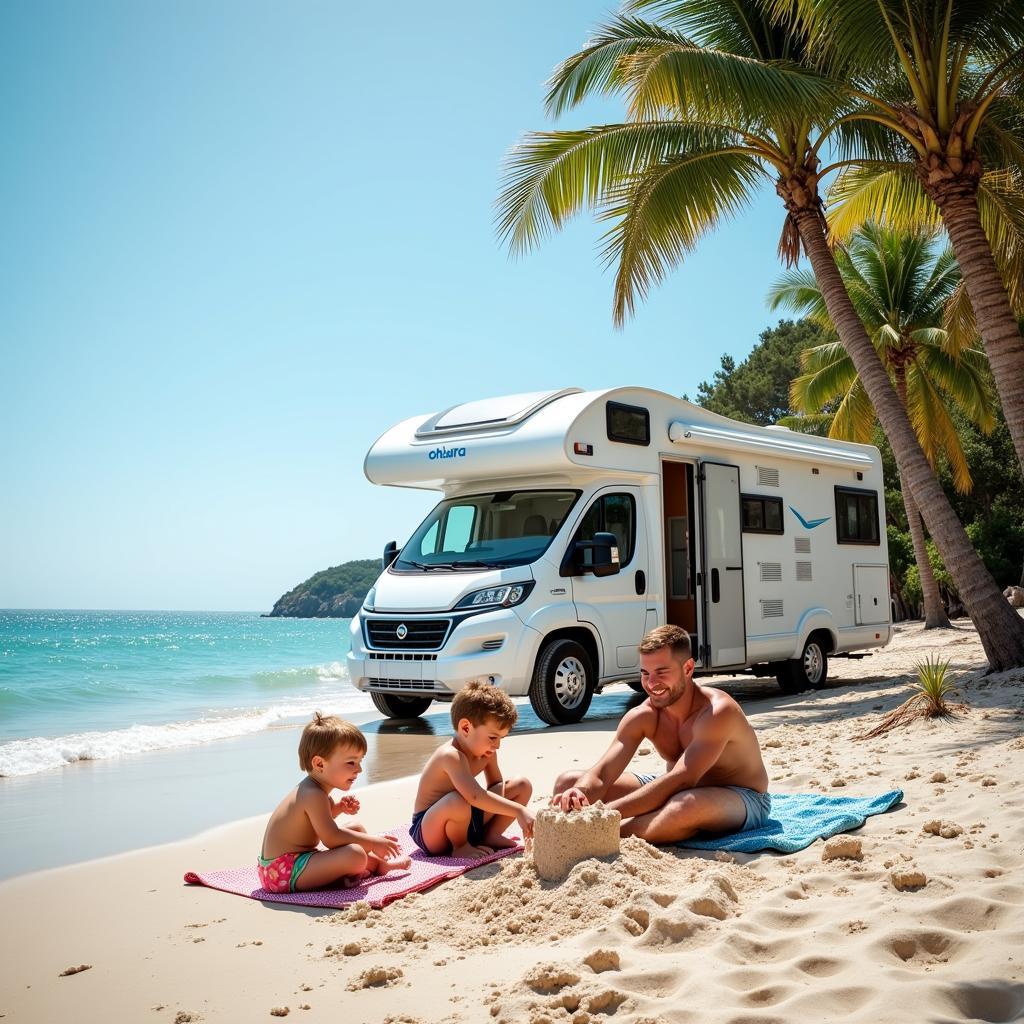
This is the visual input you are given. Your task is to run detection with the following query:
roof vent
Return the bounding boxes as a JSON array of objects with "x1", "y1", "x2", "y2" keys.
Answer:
[
  {"x1": 760, "y1": 599, "x2": 784, "y2": 618},
  {"x1": 757, "y1": 466, "x2": 780, "y2": 487},
  {"x1": 759, "y1": 562, "x2": 783, "y2": 582},
  {"x1": 795, "y1": 561, "x2": 813, "y2": 582},
  {"x1": 795, "y1": 537, "x2": 811, "y2": 553},
  {"x1": 415, "y1": 388, "x2": 582, "y2": 438}
]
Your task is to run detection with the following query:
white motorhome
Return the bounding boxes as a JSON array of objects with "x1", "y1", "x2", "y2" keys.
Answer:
[{"x1": 348, "y1": 387, "x2": 892, "y2": 725}]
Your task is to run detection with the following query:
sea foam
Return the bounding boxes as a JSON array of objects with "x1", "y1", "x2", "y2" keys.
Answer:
[{"x1": 0, "y1": 684, "x2": 373, "y2": 778}]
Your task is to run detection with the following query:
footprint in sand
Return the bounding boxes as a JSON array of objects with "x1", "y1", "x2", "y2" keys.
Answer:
[
  {"x1": 876, "y1": 928, "x2": 959, "y2": 965},
  {"x1": 793, "y1": 955, "x2": 844, "y2": 978}
]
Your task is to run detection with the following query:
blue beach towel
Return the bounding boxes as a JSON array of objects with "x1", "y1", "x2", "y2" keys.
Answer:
[{"x1": 679, "y1": 789, "x2": 904, "y2": 854}]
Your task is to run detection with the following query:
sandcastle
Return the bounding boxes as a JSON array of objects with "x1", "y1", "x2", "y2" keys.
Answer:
[{"x1": 531, "y1": 803, "x2": 621, "y2": 881}]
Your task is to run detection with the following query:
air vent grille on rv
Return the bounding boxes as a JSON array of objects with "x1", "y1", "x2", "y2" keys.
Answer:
[
  {"x1": 757, "y1": 466, "x2": 780, "y2": 487},
  {"x1": 759, "y1": 562, "x2": 783, "y2": 582},
  {"x1": 795, "y1": 561, "x2": 813, "y2": 582},
  {"x1": 760, "y1": 599, "x2": 784, "y2": 618},
  {"x1": 794, "y1": 537, "x2": 811, "y2": 554}
]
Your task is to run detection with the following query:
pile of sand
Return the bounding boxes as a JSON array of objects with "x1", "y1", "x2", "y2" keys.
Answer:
[{"x1": 327, "y1": 837, "x2": 752, "y2": 955}]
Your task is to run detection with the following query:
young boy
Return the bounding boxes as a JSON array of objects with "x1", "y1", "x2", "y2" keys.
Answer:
[
  {"x1": 411, "y1": 681, "x2": 534, "y2": 859},
  {"x1": 259, "y1": 712, "x2": 411, "y2": 893}
]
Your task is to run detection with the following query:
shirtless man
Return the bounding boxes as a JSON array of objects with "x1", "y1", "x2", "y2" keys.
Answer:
[{"x1": 551, "y1": 625, "x2": 770, "y2": 843}]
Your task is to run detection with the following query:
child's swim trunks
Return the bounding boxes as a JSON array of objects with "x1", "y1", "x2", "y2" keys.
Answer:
[
  {"x1": 410, "y1": 801, "x2": 487, "y2": 855},
  {"x1": 257, "y1": 850, "x2": 315, "y2": 893}
]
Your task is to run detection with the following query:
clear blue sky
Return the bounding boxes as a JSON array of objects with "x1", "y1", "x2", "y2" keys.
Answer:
[{"x1": 2, "y1": 0, "x2": 788, "y2": 612}]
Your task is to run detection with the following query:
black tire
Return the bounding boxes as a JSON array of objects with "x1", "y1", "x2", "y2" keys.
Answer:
[
  {"x1": 626, "y1": 679, "x2": 645, "y2": 693},
  {"x1": 370, "y1": 692, "x2": 433, "y2": 719},
  {"x1": 777, "y1": 637, "x2": 828, "y2": 694},
  {"x1": 529, "y1": 638, "x2": 595, "y2": 726}
]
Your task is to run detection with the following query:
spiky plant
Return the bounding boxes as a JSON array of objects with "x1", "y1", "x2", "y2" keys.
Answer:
[{"x1": 858, "y1": 656, "x2": 966, "y2": 738}]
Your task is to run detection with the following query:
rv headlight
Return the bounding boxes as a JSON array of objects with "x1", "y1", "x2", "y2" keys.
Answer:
[
  {"x1": 362, "y1": 586, "x2": 377, "y2": 612},
  {"x1": 455, "y1": 582, "x2": 534, "y2": 610}
]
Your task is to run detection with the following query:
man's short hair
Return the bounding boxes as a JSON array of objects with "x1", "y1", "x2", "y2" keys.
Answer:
[
  {"x1": 298, "y1": 712, "x2": 367, "y2": 771},
  {"x1": 639, "y1": 624, "x2": 692, "y2": 660},
  {"x1": 450, "y1": 681, "x2": 518, "y2": 730}
]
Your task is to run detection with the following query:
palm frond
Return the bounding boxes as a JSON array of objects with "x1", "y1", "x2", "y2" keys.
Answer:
[
  {"x1": 826, "y1": 164, "x2": 941, "y2": 241},
  {"x1": 627, "y1": 0, "x2": 807, "y2": 62},
  {"x1": 496, "y1": 122, "x2": 739, "y2": 256},
  {"x1": 544, "y1": 17, "x2": 697, "y2": 116},
  {"x1": 914, "y1": 343, "x2": 997, "y2": 433},
  {"x1": 828, "y1": 378, "x2": 875, "y2": 443},
  {"x1": 777, "y1": 411, "x2": 836, "y2": 434},
  {"x1": 618, "y1": 43, "x2": 844, "y2": 123},
  {"x1": 907, "y1": 364, "x2": 974, "y2": 492},
  {"x1": 765, "y1": 267, "x2": 830, "y2": 324},
  {"x1": 598, "y1": 147, "x2": 767, "y2": 324},
  {"x1": 789, "y1": 340, "x2": 857, "y2": 413}
]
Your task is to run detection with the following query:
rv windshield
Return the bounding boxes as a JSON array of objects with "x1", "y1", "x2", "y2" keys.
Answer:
[{"x1": 393, "y1": 490, "x2": 580, "y2": 571}]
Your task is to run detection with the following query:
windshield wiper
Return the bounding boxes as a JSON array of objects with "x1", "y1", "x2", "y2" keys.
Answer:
[{"x1": 400, "y1": 559, "x2": 506, "y2": 571}]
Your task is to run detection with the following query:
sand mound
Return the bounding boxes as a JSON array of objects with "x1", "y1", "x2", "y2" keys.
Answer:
[{"x1": 329, "y1": 838, "x2": 753, "y2": 956}]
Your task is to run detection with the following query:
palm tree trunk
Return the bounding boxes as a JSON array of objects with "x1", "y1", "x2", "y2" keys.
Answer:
[
  {"x1": 931, "y1": 187, "x2": 1024, "y2": 478},
  {"x1": 894, "y1": 369, "x2": 951, "y2": 629},
  {"x1": 788, "y1": 202, "x2": 1024, "y2": 670},
  {"x1": 902, "y1": 484, "x2": 951, "y2": 628}
]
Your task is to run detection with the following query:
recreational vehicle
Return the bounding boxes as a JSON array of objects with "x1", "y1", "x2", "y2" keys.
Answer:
[{"x1": 347, "y1": 387, "x2": 892, "y2": 725}]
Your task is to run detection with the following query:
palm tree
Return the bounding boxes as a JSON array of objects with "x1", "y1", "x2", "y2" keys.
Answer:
[
  {"x1": 496, "y1": 0, "x2": 1024, "y2": 668},
  {"x1": 776, "y1": 0, "x2": 1024, "y2": 477},
  {"x1": 768, "y1": 222, "x2": 996, "y2": 628}
]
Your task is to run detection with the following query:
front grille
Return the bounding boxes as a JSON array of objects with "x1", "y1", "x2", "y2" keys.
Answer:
[
  {"x1": 367, "y1": 651, "x2": 438, "y2": 662},
  {"x1": 367, "y1": 678, "x2": 448, "y2": 693},
  {"x1": 365, "y1": 618, "x2": 452, "y2": 650}
]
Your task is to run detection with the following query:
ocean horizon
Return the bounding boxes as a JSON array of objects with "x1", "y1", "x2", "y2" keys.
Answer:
[{"x1": 0, "y1": 609, "x2": 372, "y2": 778}]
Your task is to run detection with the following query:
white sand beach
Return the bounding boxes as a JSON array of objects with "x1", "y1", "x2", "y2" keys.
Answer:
[{"x1": 2, "y1": 616, "x2": 1023, "y2": 1024}]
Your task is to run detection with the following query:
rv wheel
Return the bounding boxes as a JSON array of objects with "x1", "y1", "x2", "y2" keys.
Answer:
[
  {"x1": 370, "y1": 692, "x2": 433, "y2": 719},
  {"x1": 777, "y1": 638, "x2": 828, "y2": 694},
  {"x1": 529, "y1": 639, "x2": 595, "y2": 726}
]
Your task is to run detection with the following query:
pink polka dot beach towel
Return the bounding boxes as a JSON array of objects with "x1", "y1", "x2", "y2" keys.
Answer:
[{"x1": 184, "y1": 824, "x2": 523, "y2": 910}]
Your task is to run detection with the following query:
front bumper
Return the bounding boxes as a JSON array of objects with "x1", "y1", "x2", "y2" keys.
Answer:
[{"x1": 347, "y1": 608, "x2": 540, "y2": 699}]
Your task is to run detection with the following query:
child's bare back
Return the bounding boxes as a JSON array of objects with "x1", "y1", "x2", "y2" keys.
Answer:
[
  {"x1": 258, "y1": 713, "x2": 411, "y2": 893},
  {"x1": 410, "y1": 683, "x2": 534, "y2": 859}
]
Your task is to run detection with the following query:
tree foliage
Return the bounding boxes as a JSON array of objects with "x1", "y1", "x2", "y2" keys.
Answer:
[
  {"x1": 269, "y1": 559, "x2": 379, "y2": 618},
  {"x1": 692, "y1": 319, "x2": 823, "y2": 424}
]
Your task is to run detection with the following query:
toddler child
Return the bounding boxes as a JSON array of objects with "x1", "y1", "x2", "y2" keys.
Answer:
[
  {"x1": 259, "y1": 712, "x2": 411, "y2": 892},
  {"x1": 411, "y1": 682, "x2": 534, "y2": 858}
]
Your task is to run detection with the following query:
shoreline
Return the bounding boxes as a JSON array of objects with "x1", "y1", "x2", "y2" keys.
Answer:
[{"x1": 0, "y1": 619, "x2": 989, "y2": 882}]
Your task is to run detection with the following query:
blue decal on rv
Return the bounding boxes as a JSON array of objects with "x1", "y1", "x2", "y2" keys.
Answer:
[
  {"x1": 428, "y1": 446, "x2": 468, "y2": 461},
  {"x1": 789, "y1": 506, "x2": 830, "y2": 530}
]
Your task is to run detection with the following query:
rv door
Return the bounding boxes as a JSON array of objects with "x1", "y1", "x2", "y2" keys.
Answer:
[{"x1": 698, "y1": 461, "x2": 747, "y2": 669}]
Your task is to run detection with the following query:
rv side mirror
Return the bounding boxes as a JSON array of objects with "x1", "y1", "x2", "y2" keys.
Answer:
[
  {"x1": 382, "y1": 540, "x2": 399, "y2": 570},
  {"x1": 590, "y1": 531, "x2": 621, "y2": 578}
]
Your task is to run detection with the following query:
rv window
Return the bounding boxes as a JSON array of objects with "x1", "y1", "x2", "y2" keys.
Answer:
[
  {"x1": 440, "y1": 504, "x2": 476, "y2": 553},
  {"x1": 606, "y1": 401, "x2": 650, "y2": 446},
  {"x1": 835, "y1": 486, "x2": 880, "y2": 545},
  {"x1": 572, "y1": 493, "x2": 636, "y2": 568},
  {"x1": 741, "y1": 495, "x2": 784, "y2": 535}
]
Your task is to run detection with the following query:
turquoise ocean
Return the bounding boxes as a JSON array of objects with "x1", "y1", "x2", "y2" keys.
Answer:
[{"x1": 0, "y1": 610, "x2": 372, "y2": 778}]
